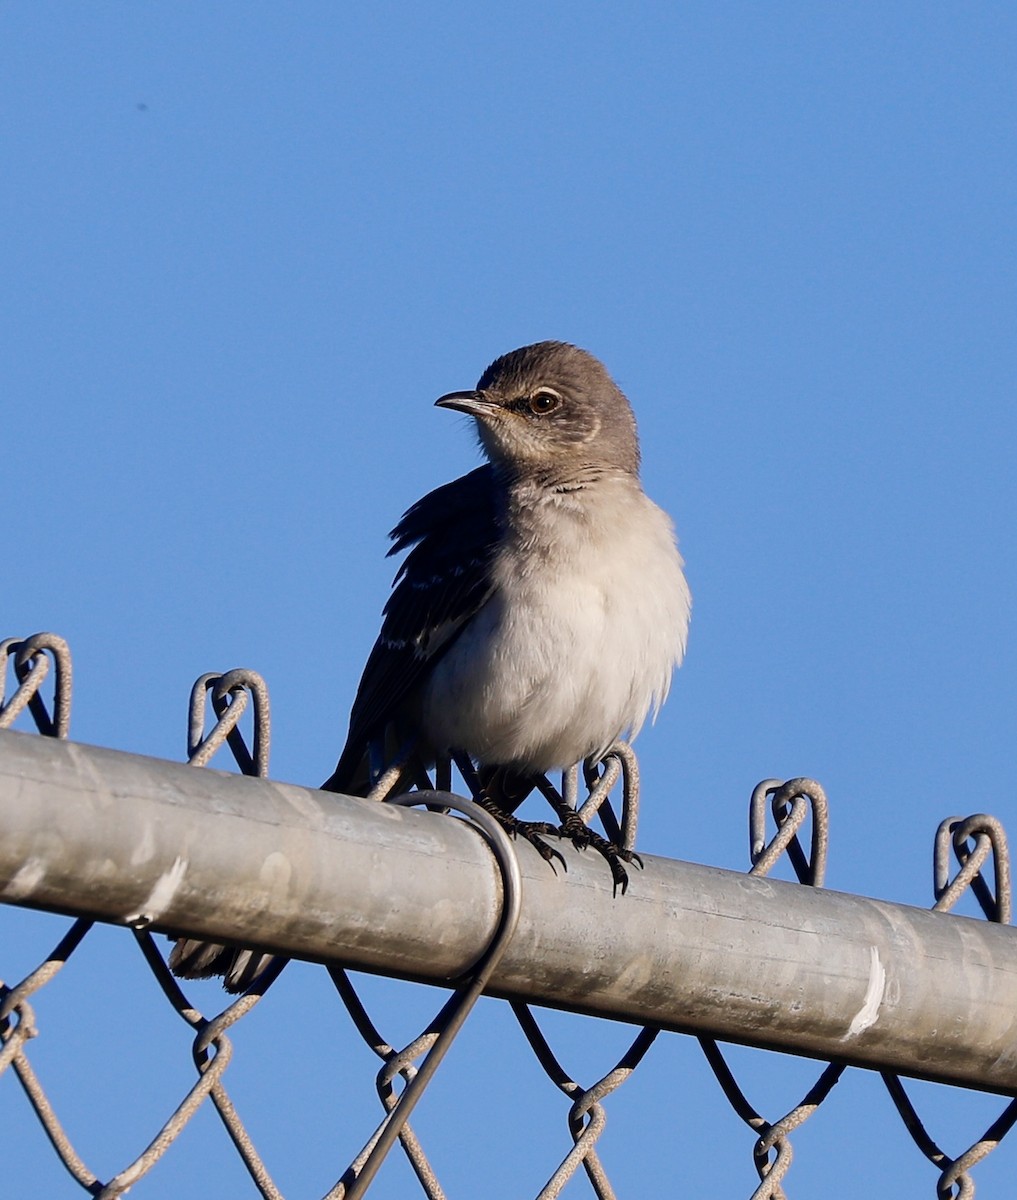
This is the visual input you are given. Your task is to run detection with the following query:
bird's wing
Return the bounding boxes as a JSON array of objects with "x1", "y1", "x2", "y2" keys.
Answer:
[{"x1": 323, "y1": 465, "x2": 500, "y2": 793}]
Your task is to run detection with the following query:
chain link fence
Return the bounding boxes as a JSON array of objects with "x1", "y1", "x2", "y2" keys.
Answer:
[{"x1": 2, "y1": 631, "x2": 1016, "y2": 1198}]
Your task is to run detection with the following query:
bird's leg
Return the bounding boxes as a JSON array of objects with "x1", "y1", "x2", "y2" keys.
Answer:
[
  {"x1": 451, "y1": 754, "x2": 567, "y2": 873},
  {"x1": 532, "y1": 773, "x2": 591, "y2": 849}
]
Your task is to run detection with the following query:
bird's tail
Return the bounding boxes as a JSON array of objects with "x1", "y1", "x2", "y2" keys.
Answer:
[
  {"x1": 167, "y1": 938, "x2": 277, "y2": 994},
  {"x1": 168, "y1": 757, "x2": 371, "y2": 992}
]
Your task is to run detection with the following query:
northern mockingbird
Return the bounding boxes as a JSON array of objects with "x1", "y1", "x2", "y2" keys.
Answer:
[{"x1": 170, "y1": 341, "x2": 690, "y2": 989}]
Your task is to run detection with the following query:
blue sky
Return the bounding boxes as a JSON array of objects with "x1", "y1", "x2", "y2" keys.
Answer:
[{"x1": 3, "y1": 4, "x2": 1016, "y2": 1197}]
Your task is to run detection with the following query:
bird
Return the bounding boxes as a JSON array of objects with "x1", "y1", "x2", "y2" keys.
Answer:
[{"x1": 169, "y1": 341, "x2": 690, "y2": 991}]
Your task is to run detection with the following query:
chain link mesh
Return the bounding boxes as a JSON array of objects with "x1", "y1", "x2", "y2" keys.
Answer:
[
  {"x1": 880, "y1": 816, "x2": 1016, "y2": 1199},
  {"x1": 2, "y1": 631, "x2": 1016, "y2": 1197}
]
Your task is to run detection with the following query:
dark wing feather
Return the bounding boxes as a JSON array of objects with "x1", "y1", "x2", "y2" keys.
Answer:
[{"x1": 322, "y1": 465, "x2": 500, "y2": 793}]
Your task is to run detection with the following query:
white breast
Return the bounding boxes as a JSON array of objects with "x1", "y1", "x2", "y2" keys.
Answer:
[{"x1": 421, "y1": 476, "x2": 690, "y2": 773}]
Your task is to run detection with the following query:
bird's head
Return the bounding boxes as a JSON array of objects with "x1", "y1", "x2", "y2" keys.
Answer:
[{"x1": 435, "y1": 342, "x2": 640, "y2": 480}]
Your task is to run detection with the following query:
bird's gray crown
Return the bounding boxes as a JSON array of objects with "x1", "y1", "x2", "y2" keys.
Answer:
[{"x1": 437, "y1": 341, "x2": 640, "y2": 479}]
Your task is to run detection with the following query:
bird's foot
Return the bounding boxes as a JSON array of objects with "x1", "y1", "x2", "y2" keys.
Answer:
[
  {"x1": 474, "y1": 793, "x2": 642, "y2": 892},
  {"x1": 475, "y1": 795, "x2": 568, "y2": 873},
  {"x1": 557, "y1": 809, "x2": 643, "y2": 895}
]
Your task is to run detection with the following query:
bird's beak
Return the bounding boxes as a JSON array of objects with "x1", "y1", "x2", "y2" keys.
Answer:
[{"x1": 434, "y1": 390, "x2": 499, "y2": 417}]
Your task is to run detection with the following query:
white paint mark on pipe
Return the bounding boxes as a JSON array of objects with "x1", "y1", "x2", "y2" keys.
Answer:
[
  {"x1": 845, "y1": 946, "x2": 886, "y2": 1038},
  {"x1": 2, "y1": 856, "x2": 46, "y2": 899},
  {"x1": 124, "y1": 856, "x2": 188, "y2": 927}
]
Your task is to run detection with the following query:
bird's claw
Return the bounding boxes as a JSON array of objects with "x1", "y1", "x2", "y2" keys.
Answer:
[
  {"x1": 602, "y1": 844, "x2": 643, "y2": 896},
  {"x1": 557, "y1": 811, "x2": 643, "y2": 895},
  {"x1": 512, "y1": 821, "x2": 569, "y2": 874}
]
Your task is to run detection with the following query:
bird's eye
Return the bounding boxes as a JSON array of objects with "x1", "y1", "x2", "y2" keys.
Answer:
[{"x1": 528, "y1": 388, "x2": 562, "y2": 415}]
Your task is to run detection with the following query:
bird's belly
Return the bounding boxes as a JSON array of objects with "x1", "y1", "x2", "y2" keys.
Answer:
[{"x1": 420, "y1": 562, "x2": 677, "y2": 773}]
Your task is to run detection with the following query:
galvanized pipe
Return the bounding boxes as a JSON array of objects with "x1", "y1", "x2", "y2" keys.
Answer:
[{"x1": 2, "y1": 728, "x2": 1016, "y2": 1094}]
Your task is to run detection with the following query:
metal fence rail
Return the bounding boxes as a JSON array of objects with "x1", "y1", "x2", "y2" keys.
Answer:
[
  {"x1": 2, "y1": 632, "x2": 1016, "y2": 1199},
  {"x1": 4, "y1": 727, "x2": 1017, "y2": 1094}
]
